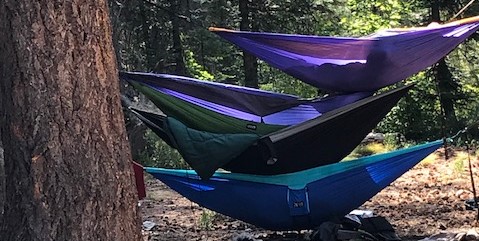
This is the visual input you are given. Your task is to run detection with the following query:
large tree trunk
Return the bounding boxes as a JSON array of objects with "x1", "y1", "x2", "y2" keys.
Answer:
[
  {"x1": 239, "y1": 0, "x2": 259, "y2": 88},
  {"x1": 0, "y1": 1, "x2": 141, "y2": 240}
]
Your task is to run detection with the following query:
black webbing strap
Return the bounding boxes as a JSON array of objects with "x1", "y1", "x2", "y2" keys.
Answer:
[
  {"x1": 464, "y1": 134, "x2": 479, "y2": 221},
  {"x1": 260, "y1": 137, "x2": 278, "y2": 165}
]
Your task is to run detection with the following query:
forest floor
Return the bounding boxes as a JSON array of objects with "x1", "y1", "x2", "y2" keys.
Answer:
[{"x1": 140, "y1": 147, "x2": 479, "y2": 241}]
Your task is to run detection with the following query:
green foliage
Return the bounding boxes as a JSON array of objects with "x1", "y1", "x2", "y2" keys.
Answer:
[
  {"x1": 183, "y1": 28, "x2": 242, "y2": 83},
  {"x1": 340, "y1": 0, "x2": 426, "y2": 35},
  {"x1": 109, "y1": 0, "x2": 174, "y2": 72},
  {"x1": 445, "y1": 40, "x2": 479, "y2": 136},
  {"x1": 259, "y1": 64, "x2": 319, "y2": 98},
  {"x1": 138, "y1": 130, "x2": 188, "y2": 169},
  {"x1": 377, "y1": 42, "x2": 479, "y2": 141},
  {"x1": 418, "y1": 152, "x2": 437, "y2": 167},
  {"x1": 112, "y1": 0, "x2": 479, "y2": 150},
  {"x1": 377, "y1": 76, "x2": 444, "y2": 141},
  {"x1": 252, "y1": 0, "x2": 341, "y2": 34},
  {"x1": 185, "y1": 50, "x2": 215, "y2": 80},
  {"x1": 346, "y1": 142, "x2": 389, "y2": 159},
  {"x1": 338, "y1": 0, "x2": 479, "y2": 142},
  {"x1": 382, "y1": 132, "x2": 413, "y2": 150},
  {"x1": 199, "y1": 209, "x2": 216, "y2": 231},
  {"x1": 453, "y1": 156, "x2": 465, "y2": 174}
]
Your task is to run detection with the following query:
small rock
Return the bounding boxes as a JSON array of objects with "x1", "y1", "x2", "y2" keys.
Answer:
[
  {"x1": 466, "y1": 229, "x2": 479, "y2": 241},
  {"x1": 456, "y1": 233, "x2": 466, "y2": 241},
  {"x1": 231, "y1": 232, "x2": 257, "y2": 241},
  {"x1": 142, "y1": 221, "x2": 156, "y2": 231},
  {"x1": 438, "y1": 223, "x2": 447, "y2": 230},
  {"x1": 455, "y1": 189, "x2": 471, "y2": 199}
]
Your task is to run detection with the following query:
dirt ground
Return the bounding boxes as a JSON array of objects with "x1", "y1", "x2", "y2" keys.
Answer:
[{"x1": 140, "y1": 147, "x2": 479, "y2": 241}]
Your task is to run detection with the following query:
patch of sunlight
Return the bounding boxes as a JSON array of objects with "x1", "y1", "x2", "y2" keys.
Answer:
[
  {"x1": 451, "y1": 152, "x2": 469, "y2": 176},
  {"x1": 418, "y1": 152, "x2": 439, "y2": 167},
  {"x1": 343, "y1": 142, "x2": 389, "y2": 161}
]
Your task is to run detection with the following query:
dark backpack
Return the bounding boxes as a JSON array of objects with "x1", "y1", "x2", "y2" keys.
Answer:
[{"x1": 311, "y1": 216, "x2": 400, "y2": 241}]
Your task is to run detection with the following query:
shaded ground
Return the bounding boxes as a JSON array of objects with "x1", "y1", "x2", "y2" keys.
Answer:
[{"x1": 140, "y1": 148, "x2": 479, "y2": 240}]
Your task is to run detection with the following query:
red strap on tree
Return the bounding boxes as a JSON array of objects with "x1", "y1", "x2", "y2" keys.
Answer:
[{"x1": 132, "y1": 161, "x2": 146, "y2": 199}]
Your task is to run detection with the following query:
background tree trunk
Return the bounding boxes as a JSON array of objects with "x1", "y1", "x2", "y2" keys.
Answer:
[
  {"x1": 171, "y1": 0, "x2": 188, "y2": 76},
  {"x1": 0, "y1": 1, "x2": 141, "y2": 240},
  {"x1": 431, "y1": 0, "x2": 459, "y2": 134},
  {"x1": 239, "y1": 0, "x2": 259, "y2": 88},
  {"x1": 0, "y1": 136, "x2": 3, "y2": 220}
]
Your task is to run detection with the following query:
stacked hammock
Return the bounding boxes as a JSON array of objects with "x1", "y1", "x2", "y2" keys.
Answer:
[
  {"x1": 145, "y1": 140, "x2": 442, "y2": 230},
  {"x1": 121, "y1": 72, "x2": 372, "y2": 134},
  {"x1": 210, "y1": 16, "x2": 479, "y2": 92},
  {"x1": 125, "y1": 16, "x2": 479, "y2": 231},
  {"x1": 128, "y1": 84, "x2": 411, "y2": 179}
]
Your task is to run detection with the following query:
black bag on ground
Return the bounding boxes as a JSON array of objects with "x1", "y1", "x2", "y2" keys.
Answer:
[
  {"x1": 359, "y1": 216, "x2": 401, "y2": 241},
  {"x1": 311, "y1": 216, "x2": 400, "y2": 241}
]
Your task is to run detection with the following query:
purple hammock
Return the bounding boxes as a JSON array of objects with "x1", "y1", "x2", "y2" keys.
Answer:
[
  {"x1": 210, "y1": 16, "x2": 479, "y2": 92},
  {"x1": 121, "y1": 72, "x2": 371, "y2": 127}
]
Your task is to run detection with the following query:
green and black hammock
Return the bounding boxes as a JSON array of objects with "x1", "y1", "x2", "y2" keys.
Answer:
[{"x1": 130, "y1": 84, "x2": 411, "y2": 179}]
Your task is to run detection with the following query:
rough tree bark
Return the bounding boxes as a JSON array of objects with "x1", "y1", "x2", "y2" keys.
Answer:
[
  {"x1": 239, "y1": 0, "x2": 259, "y2": 88},
  {"x1": 0, "y1": 1, "x2": 141, "y2": 240}
]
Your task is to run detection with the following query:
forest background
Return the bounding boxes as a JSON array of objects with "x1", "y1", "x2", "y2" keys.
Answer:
[
  {"x1": 109, "y1": 0, "x2": 479, "y2": 167},
  {"x1": 1, "y1": 1, "x2": 479, "y2": 240}
]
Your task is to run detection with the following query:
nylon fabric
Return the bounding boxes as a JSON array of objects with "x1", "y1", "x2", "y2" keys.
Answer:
[
  {"x1": 129, "y1": 85, "x2": 410, "y2": 178},
  {"x1": 121, "y1": 72, "x2": 303, "y2": 116},
  {"x1": 122, "y1": 72, "x2": 371, "y2": 126},
  {"x1": 129, "y1": 108, "x2": 176, "y2": 148},
  {"x1": 210, "y1": 16, "x2": 479, "y2": 92},
  {"x1": 164, "y1": 117, "x2": 259, "y2": 179},
  {"x1": 129, "y1": 81, "x2": 284, "y2": 135},
  {"x1": 223, "y1": 85, "x2": 412, "y2": 175},
  {"x1": 145, "y1": 140, "x2": 442, "y2": 230},
  {"x1": 146, "y1": 140, "x2": 442, "y2": 189},
  {"x1": 129, "y1": 85, "x2": 410, "y2": 177}
]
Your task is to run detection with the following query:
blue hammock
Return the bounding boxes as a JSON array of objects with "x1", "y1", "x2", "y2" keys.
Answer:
[{"x1": 145, "y1": 140, "x2": 442, "y2": 230}]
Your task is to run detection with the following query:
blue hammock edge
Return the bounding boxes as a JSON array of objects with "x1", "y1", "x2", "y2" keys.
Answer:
[{"x1": 144, "y1": 140, "x2": 442, "y2": 230}]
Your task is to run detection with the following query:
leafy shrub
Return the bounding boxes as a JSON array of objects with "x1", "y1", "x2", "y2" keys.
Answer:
[
  {"x1": 453, "y1": 156, "x2": 465, "y2": 175},
  {"x1": 346, "y1": 142, "x2": 389, "y2": 159},
  {"x1": 138, "y1": 130, "x2": 189, "y2": 169},
  {"x1": 383, "y1": 133, "x2": 407, "y2": 149},
  {"x1": 199, "y1": 209, "x2": 216, "y2": 231},
  {"x1": 419, "y1": 152, "x2": 438, "y2": 167},
  {"x1": 359, "y1": 143, "x2": 388, "y2": 156}
]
